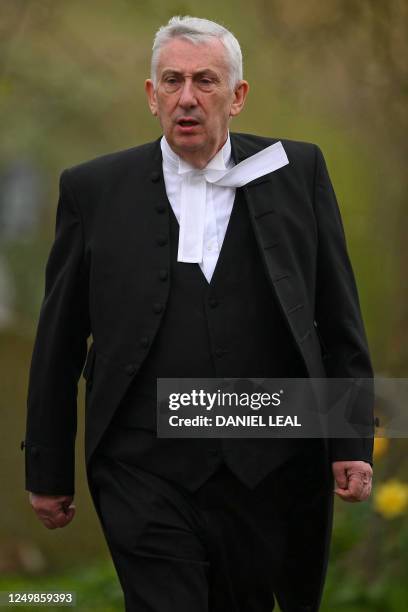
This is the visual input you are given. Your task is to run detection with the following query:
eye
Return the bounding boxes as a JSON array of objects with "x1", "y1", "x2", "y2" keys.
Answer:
[
  {"x1": 198, "y1": 77, "x2": 216, "y2": 90},
  {"x1": 162, "y1": 76, "x2": 181, "y2": 92}
]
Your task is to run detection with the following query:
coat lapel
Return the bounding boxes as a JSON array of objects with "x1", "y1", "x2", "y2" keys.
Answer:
[{"x1": 230, "y1": 133, "x2": 316, "y2": 375}]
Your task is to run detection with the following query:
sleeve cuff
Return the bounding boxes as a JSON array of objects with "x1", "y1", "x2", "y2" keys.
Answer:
[{"x1": 23, "y1": 442, "x2": 75, "y2": 495}]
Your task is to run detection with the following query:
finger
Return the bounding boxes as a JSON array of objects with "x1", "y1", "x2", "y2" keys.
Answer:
[
  {"x1": 347, "y1": 475, "x2": 365, "y2": 499},
  {"x1": 334, "y1": 488, "x2": 360, "y2": 502},
  {"x1": 359, "y1": 481, "x2": 372, "y2": 501},
  {"x1": 32, "y1": 499, "x2": 72, "y2": 516},
  {"x1": 333, "y1": 475, "x2": 348, "y2": 491},
  {"x1": 53, "y1": 506, "x2": 76, "y2": 528},
  {"x1": 30, "y1": 500, "x2": 60, "y2": 515},
  {"x1": 39, "y1": 503, "x2": 75, "y2": 527},
  {"x1": 332, "y1": 467, "x2": 348, "y2": 489},
  {"x1": 37, "y1": 509, "x2": 57, "y2": 523},
  {"x1": 334, "y1": 477, "x2": 361, "y2": 501},
  {"x1": 41, "y1": 516, "x2": 57, "y2": 530},
  {"x1": 335, "y1": 479, "x2": 372, "y2": 502},
  {"x1": 62, "y1": 502, "x2": 76, "y2": 514}
]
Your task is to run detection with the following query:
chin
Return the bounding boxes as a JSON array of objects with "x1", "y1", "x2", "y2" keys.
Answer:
[{"x1": 173, "y1": 137, "x2": 204, "y2": 153}]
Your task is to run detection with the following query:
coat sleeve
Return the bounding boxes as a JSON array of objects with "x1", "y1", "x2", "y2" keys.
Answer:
[
  {"x1": 22, "y1": 169, "x2": 91, "y2": 495},
  {"x1": 312, "y1": 145, "x2": 375, "y2": 465}
]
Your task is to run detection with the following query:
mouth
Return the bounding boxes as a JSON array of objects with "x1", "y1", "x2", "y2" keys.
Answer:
[{"x1": 176, "y1": 117, "x2": 200, "y2": 128}]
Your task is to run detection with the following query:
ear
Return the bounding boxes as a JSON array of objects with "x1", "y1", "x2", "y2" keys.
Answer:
[
  {"x1": 145, "y1": 79, "x2": 158, "y2": 116},
  {"x1": 230, "y1": 80, "x2": 249, "y2": 117}
]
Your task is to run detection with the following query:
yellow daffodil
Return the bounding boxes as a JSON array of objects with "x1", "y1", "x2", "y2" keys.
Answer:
[
  {"x1": 373, "y1": 436, "x2": 389, "y2": 460},
  {"x1": 374, "y1": 480, "x2": 408, "y2": 519}
]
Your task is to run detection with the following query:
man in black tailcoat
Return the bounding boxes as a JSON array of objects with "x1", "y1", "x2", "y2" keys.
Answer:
[{"x1": 23, "y1": 15, "x2": 374, "y2": 612}]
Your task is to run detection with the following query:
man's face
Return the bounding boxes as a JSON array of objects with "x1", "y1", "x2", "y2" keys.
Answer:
[{"x1": 145, "y1": 37, "x2": 248, "y2": 167}]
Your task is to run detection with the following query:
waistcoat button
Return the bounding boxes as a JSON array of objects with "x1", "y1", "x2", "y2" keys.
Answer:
[
  {"x1": 157, "y1": 235, "x2": 167, "y2": 246},
  {"x1": 125, "y1": 363, "x2": 137, "y2": 376},
  {"x1": 153, "y1": 303, "x2": 163, "y2": 314}
]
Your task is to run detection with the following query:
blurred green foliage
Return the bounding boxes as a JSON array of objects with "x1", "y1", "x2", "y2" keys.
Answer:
[{"x1": 0, "y1": 559, "x2": 123, "y2": 612}]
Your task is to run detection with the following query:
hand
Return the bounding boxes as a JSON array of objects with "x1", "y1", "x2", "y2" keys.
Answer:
[
  {"x1": 28, "y1": 492, "x2": 76, "y2": 529},
  {"x1": 332, "y1": 461, "x2": 373, "y2": 502}
]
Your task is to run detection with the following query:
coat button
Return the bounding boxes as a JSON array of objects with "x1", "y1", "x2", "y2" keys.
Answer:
[
  {"x1": 215, "y1": 348, "x2": 223, "y2": 357},
  {"x1": 140, "y1": 337, "x2": 149, "y2": 348},
  {"x1": 150, "y1": 171, "x2": 161, "y2": 183},
  {"x1": 20, "y1": 440, "x2": 25, "y2": 451},
  {"x1": 156, "y1": 203, "x2": 166, "y2": 214},
  {"x1": 31, "y1": 446, "x2": 39, "y2": 457},
  {"x1": 153, "y1": 303, "x2": 163, "y2": 314},
  {"x1": 125, "y1": 363, "x2": 137, "y2": 376},
  {"x1": 159, "y1": 269, "x2": 168, "y2": 281},
  {"x1": 209, "y1": 298, "x2": 218, "y2": 308},
  {"x1": 156, "y1": 235, "x2": 167, "y2": 246}
]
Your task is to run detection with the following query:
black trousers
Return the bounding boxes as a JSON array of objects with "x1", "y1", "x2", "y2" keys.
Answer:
[{"x1": 87, "y1": 439, "x2": 334, "y2": 612}]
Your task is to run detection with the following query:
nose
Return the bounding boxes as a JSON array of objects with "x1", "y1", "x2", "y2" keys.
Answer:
[{"x1": 178, "y1": 78, "x2": 198, "y2": 109}]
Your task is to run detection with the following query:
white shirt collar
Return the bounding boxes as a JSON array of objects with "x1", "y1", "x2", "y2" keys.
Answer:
[{"x1": 160, "y1": 132, "x2": 232, "y2": 174}]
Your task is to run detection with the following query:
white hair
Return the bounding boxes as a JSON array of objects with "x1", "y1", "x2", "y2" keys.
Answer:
[{"x1": 151, "y1": 16, "x2": 243, "y2": 90}]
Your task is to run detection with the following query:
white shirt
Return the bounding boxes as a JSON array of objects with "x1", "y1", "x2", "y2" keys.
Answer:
[{"x1": 160, "y1": 134, "x2": 236, "y2": 283}]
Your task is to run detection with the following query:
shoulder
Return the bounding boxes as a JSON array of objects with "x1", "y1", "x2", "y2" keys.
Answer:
[
  {"x1": 60, "y1": 139, "x2": 159, "y2": 191},
  {"x1": 231, "y1": 132, "x2": 323, "y2": 187},
  {"x1": 231, "y1": 131, "x2": 320, "y2": 161}
]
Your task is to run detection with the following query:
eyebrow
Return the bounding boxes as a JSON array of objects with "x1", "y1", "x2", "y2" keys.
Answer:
[{"x1": 161, "y1": 69, "x2": 220, "y2": 79}]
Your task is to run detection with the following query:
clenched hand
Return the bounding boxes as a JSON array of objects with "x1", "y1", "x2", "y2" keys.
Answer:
[
  {"x1": 332, "y1": 461, "x2": 373, "y2": 502},
  {"x1": 28, "y1": 493, "x2": 76, "y2": 529}
]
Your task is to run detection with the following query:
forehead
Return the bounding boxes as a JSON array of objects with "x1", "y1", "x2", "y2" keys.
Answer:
[{"x1": 156, "y1": 37, "x2": 229, "y2": 76}]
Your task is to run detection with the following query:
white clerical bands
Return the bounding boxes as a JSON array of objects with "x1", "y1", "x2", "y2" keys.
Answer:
[{"x1": 177, "y1": 141, "x2": 289, "y2": 263}]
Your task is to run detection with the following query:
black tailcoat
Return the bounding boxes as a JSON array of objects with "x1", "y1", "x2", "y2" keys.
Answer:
[{"x1": 22, "y1": 132, "x2": 374, "y2": 495}]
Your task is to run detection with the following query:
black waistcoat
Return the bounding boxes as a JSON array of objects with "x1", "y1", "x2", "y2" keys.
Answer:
[{"x1": 98, "y1": 188, "x2": 310, "y2": 490}]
